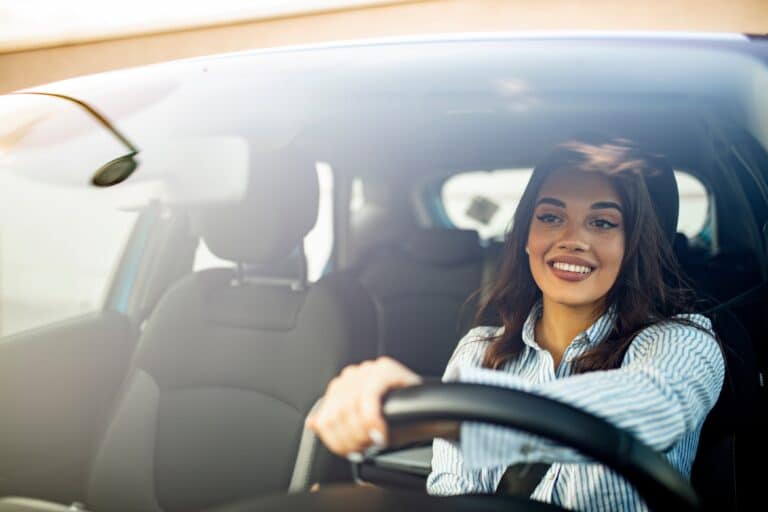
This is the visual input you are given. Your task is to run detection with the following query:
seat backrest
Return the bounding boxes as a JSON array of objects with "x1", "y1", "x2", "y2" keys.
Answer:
[
  {"x1": 691, "y1": 306, "x2": 764, "y2": 511},
  {"x1": 356, "y1": 228, "x2": 483, "y2": 377},
  {"x1": 84, "y1": 155, "x2": 378, "y2": 512}
]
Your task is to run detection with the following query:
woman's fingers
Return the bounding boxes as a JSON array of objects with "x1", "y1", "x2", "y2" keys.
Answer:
[
  {"x1": 357, "y1": 390, "x2": 388, "y2": 446},
  {"x1": 307, "y1": 357, "x2": 421, "y2": 457},
  {"x1": 307, "y1": 372, "x2": 367, "y2": 455}
]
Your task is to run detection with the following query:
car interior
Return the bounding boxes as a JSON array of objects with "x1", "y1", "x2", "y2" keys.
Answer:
[{"x1": 0, "y1": 39, "x2": 767, "y2": 512}]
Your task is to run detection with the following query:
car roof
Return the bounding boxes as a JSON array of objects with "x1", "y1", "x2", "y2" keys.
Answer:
[{"x1": 13, "y1": 32, "x2": 768, "y2": 185}]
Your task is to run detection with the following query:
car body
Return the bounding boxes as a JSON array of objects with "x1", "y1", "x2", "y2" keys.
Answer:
[{"x1": 0, "y1": 32, "x2": 766, "y2": 511}]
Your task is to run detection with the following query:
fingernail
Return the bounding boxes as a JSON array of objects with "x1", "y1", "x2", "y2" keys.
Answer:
[
  {"x1": 363, "y1": 444, "x2": 382, "y2": 458},
  {"x1": 369, "y1": 429, "x2": 385, "y2": 447},
  {"x1": 346, "y1": 452, "x2": 364, "y2": 463}
]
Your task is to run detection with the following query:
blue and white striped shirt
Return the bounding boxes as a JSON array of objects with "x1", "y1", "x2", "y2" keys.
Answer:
[{"x1": 426, "y1": 302, "x2": 724, "y2": 511}]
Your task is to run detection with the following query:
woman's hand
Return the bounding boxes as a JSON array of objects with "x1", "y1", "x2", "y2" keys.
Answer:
[{"x1": 306, "y1": 357, "x2": 422, "y2": 459}]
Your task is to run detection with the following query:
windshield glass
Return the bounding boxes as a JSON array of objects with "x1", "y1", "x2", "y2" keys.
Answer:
[
  {"x1": 2, "y1": 40, "x2": 767, "y2": 339},
  {"x1": 0, "y1": 37, "x2": 767, "y2": 511},
  {"x1": 0, "y1": 94, "x2": 140, "y2": 335}
]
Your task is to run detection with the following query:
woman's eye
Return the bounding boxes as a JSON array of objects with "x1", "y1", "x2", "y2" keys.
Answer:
[
  {"x1": 536, "y1": 213, "x2": 561, "y2": 224},
  {"x1": 591, "y1": 218, "x2": 619, "y2": 230}
]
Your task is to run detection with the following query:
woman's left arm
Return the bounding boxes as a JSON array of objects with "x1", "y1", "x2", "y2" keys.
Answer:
[{"x1": 453, "y1": 315, "x2": 725, "y2": 469}]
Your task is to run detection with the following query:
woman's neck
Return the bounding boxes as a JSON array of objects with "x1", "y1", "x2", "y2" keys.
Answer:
[{"x1": 535, "y1": 298, "x2": 603, "y2": 368}]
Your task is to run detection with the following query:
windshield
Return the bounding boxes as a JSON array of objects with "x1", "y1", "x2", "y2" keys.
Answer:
[
  {"x1": 1, "y1": 39, "x2": 766, "y2": 335},
  {"x1": 0, "y1": 38, "x2": 766, "y2": 510}
]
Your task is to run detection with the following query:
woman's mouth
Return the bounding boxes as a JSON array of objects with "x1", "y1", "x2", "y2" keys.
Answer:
[{"x1": 548, "y1": 261, "x2": 595, "y2": 282}]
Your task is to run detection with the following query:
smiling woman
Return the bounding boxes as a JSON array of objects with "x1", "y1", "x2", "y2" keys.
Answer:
[
  {"x1": 528, "y1": 172, "x2": 625, "y2": 306},
  {"x1": 308, "y1": 134, "x2": 725, "y2": 511},
  {"x1": 478, "y1": 135, "x2": 695, "y2": 373}
]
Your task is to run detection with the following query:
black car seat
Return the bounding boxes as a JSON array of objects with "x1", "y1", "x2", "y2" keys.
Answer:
[
  {"x1": 83, "y1": 153, "x2": 378, "y2": 512},
  {"x1": 660, "y1": 185, "x2": 763, "y2": 511},
  {"x1": 354, "y1": 228, "x2": 485, "y2": 377},
  {"x1": 691, "y1": 305, "x2": 763, "y2": 511},
  {"x1": 686, "y1": 248, "x2": 765, "y2": 510}
]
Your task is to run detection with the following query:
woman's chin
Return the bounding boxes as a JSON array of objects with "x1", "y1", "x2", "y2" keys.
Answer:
[{"x1": 546, "y1": 293, "x2": 604, "y2": 310}]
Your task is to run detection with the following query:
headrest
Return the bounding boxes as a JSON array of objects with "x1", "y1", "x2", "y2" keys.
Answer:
[
  {"x1": 672, "y1": 232, "x2": 689, "y2": 262},
  {"x1": 644, "y1": 167, "x2": 679, "y2": 245},
  {"x1": 404, "y1": 228, "x2": 481, "y2": 265},
  {"x1": 200, "y1": 152, "x2": 319, "y2": 265}
]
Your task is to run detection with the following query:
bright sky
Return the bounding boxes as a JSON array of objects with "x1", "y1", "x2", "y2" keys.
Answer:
[{"x1": 0, "y1": 0, "x2": 394, "y2": 51}]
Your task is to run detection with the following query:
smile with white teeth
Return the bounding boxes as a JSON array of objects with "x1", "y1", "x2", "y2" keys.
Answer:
[{"x1": 551, "y1": 262, "x2": 593, "y2": 274}]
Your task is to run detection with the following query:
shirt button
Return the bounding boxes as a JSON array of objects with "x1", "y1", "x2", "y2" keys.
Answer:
[
  {"x1": 521, "y1": 443, "x2": 533, "y2": 455},
  {"x1": 565, "y1": 355, "x2": 574, "y2": 363}
]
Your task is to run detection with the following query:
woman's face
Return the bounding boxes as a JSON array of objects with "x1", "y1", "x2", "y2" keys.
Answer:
[{"x1": 527, "y1": 169, "x2": 625, "y2": 310}]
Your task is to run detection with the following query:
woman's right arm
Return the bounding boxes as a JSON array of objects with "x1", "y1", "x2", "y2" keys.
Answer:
[
  {"x1": 428, "y1": 436, "x2": 500, "y2": 495},
  {"x1": 427, "y1": 326, "x2": 503, "y2": 496},
  {"x1": 306, "y1": 326, "x2": 503, "y2": 494}
]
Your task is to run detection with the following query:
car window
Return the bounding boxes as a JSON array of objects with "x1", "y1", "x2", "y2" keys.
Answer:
[
  {"x1": 194, "y1": 161, "x2": 334, "y2": 282},
  {"x1": 0, "y1": 175, "x2": 137, "y2": 338},
  {"x1": 675, "y1": 172, "x2": 709, "y2": 238},
  {"x1": 0, "y1": 94, "x2": 138, "y2": 337},
  {"x1": 440, "y1": 169, "x2": 709, "y2": 241}
]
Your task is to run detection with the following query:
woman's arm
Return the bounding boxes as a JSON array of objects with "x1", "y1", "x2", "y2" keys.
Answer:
[
  {"x1": 306, "y1": 326, "x2": 497, "y2": 458},
  {"x1": 453, "y1": 315, "x2": 724, "y2": 469},
  {"x1": 428, "y1": 437, "x2": 502, "y2": 495},
  {"x1": 427, "y1": 326, "x2": 506, "y2": 495}
]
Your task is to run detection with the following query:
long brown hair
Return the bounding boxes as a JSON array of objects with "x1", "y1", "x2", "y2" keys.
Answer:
[{"x1": 477, "y1": 135, "x2": 702, "y2": 372}]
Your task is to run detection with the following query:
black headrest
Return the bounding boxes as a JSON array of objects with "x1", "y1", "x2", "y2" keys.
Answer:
[
  {"x1": 645, "y1": 167, "x2": 679, "y2": 245},
  {"x1": 200, "y1": 152, "x2": 319, "y2": 265},
  {"x1": 404, "y1": 228, "x2": 481, "y2": 265},
  {"x1": 673, "y1": 232, "x2": 689, "y2": 261}
]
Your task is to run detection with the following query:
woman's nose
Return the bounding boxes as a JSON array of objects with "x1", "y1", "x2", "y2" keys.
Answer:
[
  {"x1": 557, "y1": 225, "x2": 590, "y2": 251},
  {"x1": 557, "y1": 239, "x2": 590, "y2": 252},
  {"x1": 557, "y1": 222, "x2": 590, "y2": 252}
]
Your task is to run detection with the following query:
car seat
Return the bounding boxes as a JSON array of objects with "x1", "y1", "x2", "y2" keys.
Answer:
[
  {"x1": 354, "y1": 228, "x2": 484, "y2": 377},
  {"x1": 82, "y1": 152, "x2": 378, "y2": 511}
]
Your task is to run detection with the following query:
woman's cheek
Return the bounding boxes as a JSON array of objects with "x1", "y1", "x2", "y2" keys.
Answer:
[{"x1": 601, "y1": 239, "x2": 625, "y2": 285}]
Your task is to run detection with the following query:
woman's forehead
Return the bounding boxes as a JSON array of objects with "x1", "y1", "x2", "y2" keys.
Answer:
[{"x1": 537, "y1": 169, "x2": 621, "y2": 206}]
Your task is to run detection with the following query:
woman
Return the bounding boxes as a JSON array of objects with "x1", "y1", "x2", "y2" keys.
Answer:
[{"x1": 306, "y1": 135, "x2": 725, "y2": 511}]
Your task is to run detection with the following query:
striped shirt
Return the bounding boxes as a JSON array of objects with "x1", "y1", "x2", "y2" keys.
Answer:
[{"x1": 426, "y1": 302, "x2": 724, "y2": 511}]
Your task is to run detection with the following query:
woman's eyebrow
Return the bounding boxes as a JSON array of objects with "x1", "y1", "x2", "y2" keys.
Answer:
[
  {"x1": 535, "y1": 197, "x2": 566, "y2": 208},
  {"x1": 591, "y1": 201, "x2": 623, "y2": 212}
]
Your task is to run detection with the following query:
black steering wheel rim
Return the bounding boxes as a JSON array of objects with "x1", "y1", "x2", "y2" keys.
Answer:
[{"x1": 377, "y1": 382, "x2": 700, "y2": 512}]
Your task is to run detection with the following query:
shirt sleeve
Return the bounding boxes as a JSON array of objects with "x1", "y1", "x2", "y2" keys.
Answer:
[
  {"x1": 452, "y1": 315, "x2": 725, "y2": 470},
  {"x1": 426, "y1": 326, "x2": 506, "y2": 495}
]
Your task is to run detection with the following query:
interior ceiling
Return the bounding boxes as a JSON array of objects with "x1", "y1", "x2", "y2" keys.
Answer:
[
  {"x1": 28, "y1": 38, "x2": 763, "y2": 189},
  {"x1": 313, "y1": 98, "x2": 718, "y2": 181}
]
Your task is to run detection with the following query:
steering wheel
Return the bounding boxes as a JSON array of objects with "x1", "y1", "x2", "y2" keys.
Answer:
[
  {"x1": 210, "y1": 382, "x2": 701, "y2": 512},
  {"x1": 367, "y1": 382, "x2": 701, "y2": 511}
]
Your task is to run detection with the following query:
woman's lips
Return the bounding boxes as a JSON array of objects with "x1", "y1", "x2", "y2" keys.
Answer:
[{"x1": 548, "y1": 262, "x2": 594, "y2": 282}]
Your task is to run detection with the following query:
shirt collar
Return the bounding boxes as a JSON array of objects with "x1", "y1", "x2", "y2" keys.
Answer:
[
  {"x1": 521, "y1": 300, "x2": 544, "y2": 350},
  {"x1": 521, "y1": 300, "x2": 616, "y2": 350}
]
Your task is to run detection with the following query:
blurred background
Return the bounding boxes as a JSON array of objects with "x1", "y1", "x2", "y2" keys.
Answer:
[{"x1": 2, "y1": 0, "x2": 768, "y2": 94}]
